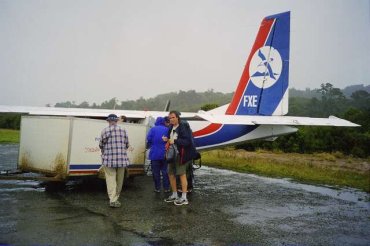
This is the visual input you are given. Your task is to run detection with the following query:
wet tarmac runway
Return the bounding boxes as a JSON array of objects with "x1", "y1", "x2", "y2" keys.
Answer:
[{"x1": 0, "y1": 144, "x2": 369, "y2": 245}]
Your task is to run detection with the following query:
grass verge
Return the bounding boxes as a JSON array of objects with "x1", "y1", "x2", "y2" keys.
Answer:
[
  {"x1": 202, "y1": 149, "x2": 370, "y2": 193},
  {"x1": 0, "y1": 129, "x2": 20, "y2": 143}
]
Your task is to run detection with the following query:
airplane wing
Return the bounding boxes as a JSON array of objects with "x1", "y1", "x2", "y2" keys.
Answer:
[
  {"x1": 0, "y1": 105, "x2": 146, "y2": 118},
  {"x1": 195, "y1": 113, "x2": 360, "y2": 127},
  {"x1": 0, "y1": 105, "x2": 197, "y2": 120}
]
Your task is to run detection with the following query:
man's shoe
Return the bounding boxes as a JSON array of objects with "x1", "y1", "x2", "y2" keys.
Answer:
[
  {"x1": 174, "y1": 198, "x2": 189, "y2": 206},
  {"x1": 164, "y1": 196, "x2": 177, "y2": 203},
  {"x1": 154, "y1": 189, "x2": 161, "y2": 193},
  {"x1": 109, "y1": 201, "x2": 121, "y2": 208},
  {"x1": 164, "y1": 189, "x2": 171, "y2": 193}
]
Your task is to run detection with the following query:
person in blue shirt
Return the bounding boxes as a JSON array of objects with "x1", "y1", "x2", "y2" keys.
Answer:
[{"x1": 146, "y1": 117, "x2": 170, "y2": 192}]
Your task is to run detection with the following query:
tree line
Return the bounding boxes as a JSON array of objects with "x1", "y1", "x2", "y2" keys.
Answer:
[
  {"x1": 54, "y1": 89, "x2": 233, "y2": 112},
  {"x1": 1, "y1": 84, "x2": 369, "y2": 157}
]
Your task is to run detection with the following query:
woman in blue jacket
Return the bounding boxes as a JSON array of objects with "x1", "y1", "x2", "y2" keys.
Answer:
[{"x1": 146, "y1": 117, "x2": 170, "y2": 192}]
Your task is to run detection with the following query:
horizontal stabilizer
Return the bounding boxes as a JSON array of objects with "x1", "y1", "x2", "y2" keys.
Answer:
[{"x1": 196, "y1": 113, "x2": 360, "y2": 127}]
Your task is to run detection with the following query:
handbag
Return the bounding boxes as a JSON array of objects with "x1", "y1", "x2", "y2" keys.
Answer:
[{"x1": 166, "y1": 144, "x2": 178, "y2": 163}]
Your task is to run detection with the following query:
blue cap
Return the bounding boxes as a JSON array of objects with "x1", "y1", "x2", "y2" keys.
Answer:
[{"x1": 107, "y1": 114, "x2": 119, "y2": 121}]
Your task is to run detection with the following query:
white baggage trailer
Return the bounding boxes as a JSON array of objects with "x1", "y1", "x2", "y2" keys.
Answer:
[{"x1": 18, "y1": 116, "x2": 148, "y2": 181}]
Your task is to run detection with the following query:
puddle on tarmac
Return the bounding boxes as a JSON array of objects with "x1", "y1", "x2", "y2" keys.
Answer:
[
  {"x1": 0, "y1": 179, "x2": 44, "y2": 192},
  {"x1": 197, "y1": 166, "x2": 369, "y2": 230},
  {"x1": 197, "y1": 166, "x2": 369, "y2": 208}
]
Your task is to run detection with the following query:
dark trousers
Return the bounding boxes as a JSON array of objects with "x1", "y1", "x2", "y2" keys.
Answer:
[{"x1": 151, "y1": 160, "x2": 170, "y2": 190}]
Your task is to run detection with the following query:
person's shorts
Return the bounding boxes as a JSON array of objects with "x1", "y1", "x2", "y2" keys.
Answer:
[{"x1": 168, "y1": 160, "x2": 191, "y2": 176}]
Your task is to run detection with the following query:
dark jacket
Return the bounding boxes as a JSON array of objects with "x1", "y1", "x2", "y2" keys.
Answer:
[
  {"x1": 147, "y1": 117, "x2": 169, "y2": 160},
  {"x1": 169, "y1": 120, "x2": 196, "y2": 164}
]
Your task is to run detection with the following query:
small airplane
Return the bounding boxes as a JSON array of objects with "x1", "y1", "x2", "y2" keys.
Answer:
[{"x1": 0, "y1": 11, "x2": 359, "y2": 153}]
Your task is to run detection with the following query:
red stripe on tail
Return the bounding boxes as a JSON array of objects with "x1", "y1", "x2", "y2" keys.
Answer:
[{"x1": 226, "y1": 18, "x2": 275, "y2": 115}]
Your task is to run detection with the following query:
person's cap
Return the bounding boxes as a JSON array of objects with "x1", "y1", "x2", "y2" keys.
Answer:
[{"x1": 106, "y1": 114, "x2": 119, "y2": 121}]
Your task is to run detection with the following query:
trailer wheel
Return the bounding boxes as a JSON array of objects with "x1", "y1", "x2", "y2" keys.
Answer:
[{"x1": 45, "y1": 181, "x2": 66, "y2": 192}]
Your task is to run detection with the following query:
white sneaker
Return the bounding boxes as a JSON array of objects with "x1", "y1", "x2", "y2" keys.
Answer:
[
  {"x1": 164, "y1": 196, "x2": 177, "y2": 203},
  {"x1": 174, "y1": 198, "x2": 189, "y2": 206}
]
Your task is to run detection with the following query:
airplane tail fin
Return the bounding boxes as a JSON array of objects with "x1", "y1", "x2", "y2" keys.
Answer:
[{"x1": 226, "y1": 11, "x2": 290, "y2": 116}]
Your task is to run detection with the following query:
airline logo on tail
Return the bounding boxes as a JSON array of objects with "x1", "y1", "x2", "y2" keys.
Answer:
[
  {"x1": 243, "y1": 46, "x2": 283, "y2": 108},
  {"x1": 250, "y1": 46, "x2": 282, "y2": 89}
]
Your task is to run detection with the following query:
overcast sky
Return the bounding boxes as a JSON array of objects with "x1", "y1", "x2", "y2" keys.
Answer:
[{"x1": 0, "y1": 0, "x2": 369, "y2": 106}]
